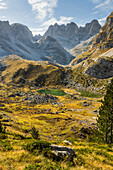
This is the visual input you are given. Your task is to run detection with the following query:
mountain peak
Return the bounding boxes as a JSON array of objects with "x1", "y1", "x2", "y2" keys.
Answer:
[
  {"x1": 44, "y1": 20, "x2": 101, "y2": 49},
  {"x1": 0, "y1": 20, "x2": 9, "y2": 25},
  {"x1": 93, "y1": 12, "x2": 113, "y2": 49},
  {"x1": 10, "y1": 23, "x2": 33, "y2": 42},
  {"x1": 54, "y1": 23, "x2": 59, "y2": 28}
]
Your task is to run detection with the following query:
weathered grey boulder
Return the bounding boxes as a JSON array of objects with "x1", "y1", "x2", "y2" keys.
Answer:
[{"x1": 51, "y1": 145, "x2": 76, "y2": 160}]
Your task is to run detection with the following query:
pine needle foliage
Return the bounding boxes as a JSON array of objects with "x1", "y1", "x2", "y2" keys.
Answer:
[{"x1": 97, "y1": 78, "x2": 113, "y2": 144}]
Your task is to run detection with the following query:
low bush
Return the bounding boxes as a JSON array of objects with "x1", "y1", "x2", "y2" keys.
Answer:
[
  {"x1": 24, "y1": 163, "x2": 67, "y2": 170},
  {"x1": 31, "y1": 126, "x2": 39, "y2": 140},
  {"x1": 0, "y1": 133, "x2": 7, "y2": 139},
  {"x1": 23, "y1": 140, "x2": 51, "y2": 155},
  {"x1": 0, "y1": 140, "x2": 13, "y2": 151}
]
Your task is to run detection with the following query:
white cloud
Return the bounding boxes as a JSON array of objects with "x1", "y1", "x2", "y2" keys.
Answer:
[
  {"x1": 94, "y1": 0, "x2": 110, "y2": 9},
  {"x1": 42, "y1": 16, "x2": 74, "y2": 27},
  {"x1": 28, "y1": 0, "x2": 58, "y2": 21},
  {"x1": 92, "y1": 0, "x2": 113, "y2": 12},
  {"x1": 28, "y1": 0, "x2": 74, "y2": 35},
  {"x1": 31, "y1": 16, "x2": 74, "y2": 35},
  {"x1": 0, "y1": 0, "x2": 7, "y2": 9},
  {"x1": 30, "y1": 27, "x2": 45, "y2": 35},
  {"x1": 98, "y1": 17, "x2": 107, "y2": 25}
]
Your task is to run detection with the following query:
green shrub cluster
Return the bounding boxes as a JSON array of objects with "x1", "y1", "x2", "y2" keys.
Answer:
[
  {"x1": 0, "y1": 121, "x2": 7, "y2": 139},
  {"x1": 23, "y1": 140, "x2": 51, "y2": 155},
  {"x1": 31, "y1": 126, "x2": 39, "y2": 140},
  {"x1": 0, "y1": 140, "x2": 13, "y2": 151},
  {"x1": 24, "y1": 163, "x2": 67, "y2": 170}
]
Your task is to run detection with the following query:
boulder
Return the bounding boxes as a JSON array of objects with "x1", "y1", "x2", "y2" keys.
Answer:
[{"x1": 51, "y1": 145, "x2": 76, "y2": 161}]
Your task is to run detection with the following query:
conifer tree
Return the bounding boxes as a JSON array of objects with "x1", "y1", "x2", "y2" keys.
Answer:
[
  {"x1": 31, "y1": 126, "x2": 39, "y2": 140},
  {"x1": 97, "y1": 78, "x2": 113, "y2": 144}
]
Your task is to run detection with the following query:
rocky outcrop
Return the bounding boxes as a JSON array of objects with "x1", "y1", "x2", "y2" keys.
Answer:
[
  {"x1": 70, "y1": 12, "x2": 113, "y2": 83},
  {"x1": 44, "y1": 20, "x2": 101, "y2": 50},
  {"x1": 38, "y1": 36, "x2": 74, "y2": 65},
  {"x1": 93, "y1": 12, "x2": 113, "y2": 49},
  {"x1": 83, "y1": 12, "x2": 113, "y2": 79},
  {"x1": 84, "y1": 56, "x2": 113, "y2": 79},
  {"x1": 51, "y1": 145, "x2": 76, "y2": 160},
  {"x1": 33, "y1": 34, "x2": 42, "y2": 41},
  {"x1": 70, "y1": 36, "x2": 94, "y2": 57}
]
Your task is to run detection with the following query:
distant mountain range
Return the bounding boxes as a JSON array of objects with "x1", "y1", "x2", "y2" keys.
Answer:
[
  {"x1": 0, "y1": 12, "x2": 113, "y2": 91},
  {"x1": 0, "y1": 19, "x2": 101, "y2": 65},
  {"x1": 0, "y1": 21, "x2": 73, "y2": 65},
  {"x1": 43, "y1": 20, "x2": 101, "y2": 50}
]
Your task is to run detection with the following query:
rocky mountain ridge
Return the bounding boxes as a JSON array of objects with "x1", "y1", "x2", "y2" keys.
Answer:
[
  {"x1": 44, "y1": 20, "x2": 101, "y2": 50},
  {"x1": 93, "y1": 12, "x2": 113, "y2": 49},
  {"x1": 0, "y1": 21, "x2": 73, "y2": 65},
  {"x1": 70, "y1": 12, "x2": 113, "y2": 85},
  {"x1": 70, "y1": 36, "x2": 94, "y2": 57}
]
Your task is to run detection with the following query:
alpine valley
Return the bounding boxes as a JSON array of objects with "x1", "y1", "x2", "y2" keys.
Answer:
[{"x1": 0, "y1": 12, "x2": 113, "y2": 170}]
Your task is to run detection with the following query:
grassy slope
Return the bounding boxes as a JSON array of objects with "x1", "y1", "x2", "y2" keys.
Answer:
[
  {"x1": 69, "y1": 48, "x2": 112, "y2": 93},
  {"x1": 0, "y1": 55, "x2": 65, "y2": 86},
  {"x1": 0, "y1": 85, "x2": 112, "y2": 170},
  {"x1": 0, "y1": 55, "x2": 113, "y2": 169}
]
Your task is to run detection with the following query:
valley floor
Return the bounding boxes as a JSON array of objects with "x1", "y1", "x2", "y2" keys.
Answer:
[{"x1": 0, "y1": 84, "x2": 113, "y2": 170}]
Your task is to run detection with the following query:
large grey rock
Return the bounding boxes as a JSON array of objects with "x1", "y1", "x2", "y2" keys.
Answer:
[{"x1": 51, "y1": 145, "x2": 76, "y2": 160}]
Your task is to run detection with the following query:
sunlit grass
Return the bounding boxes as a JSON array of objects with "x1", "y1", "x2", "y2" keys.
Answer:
[
  {"x1": 0, "y1": 86, "x2": 112, "y2": 170},
  {"x1": 38, "y1": 88, "x2": 67, "y2": 96},
  {"x1": 77, "y1": 90, "x2": 103, "y2": 98}
]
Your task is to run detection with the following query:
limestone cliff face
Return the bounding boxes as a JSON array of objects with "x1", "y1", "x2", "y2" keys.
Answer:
[
  {"x1": 44, "y1": 20, "x2": 101, "y2": 50},
  {"x1": 0, "y1": 21, "x2": 33, "y2": 42},
  {"x1": 93, "y1": 12, "x2": 113, "y2": 49},
  {"x1": 38, "y1": 36, "x2": 74, "y2": 65},
  {"x1": 0, "y1": 21, "x2": 74, "y2": 65},
  {"x1": 70, "y1": 12, "x2": 113, "y2": 80},
  {"x1": 84, "y1": 57, "x2": 113, "y2": 79}
]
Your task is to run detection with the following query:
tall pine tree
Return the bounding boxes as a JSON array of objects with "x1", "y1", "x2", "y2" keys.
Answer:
[{"x1": 97, "y1": 78, "x2": 113, "y2": 144}]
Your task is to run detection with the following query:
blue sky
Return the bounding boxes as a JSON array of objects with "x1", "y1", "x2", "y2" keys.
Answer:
[{"x1": 0, "y1": 0, "x2": 113, "y2": 35}]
